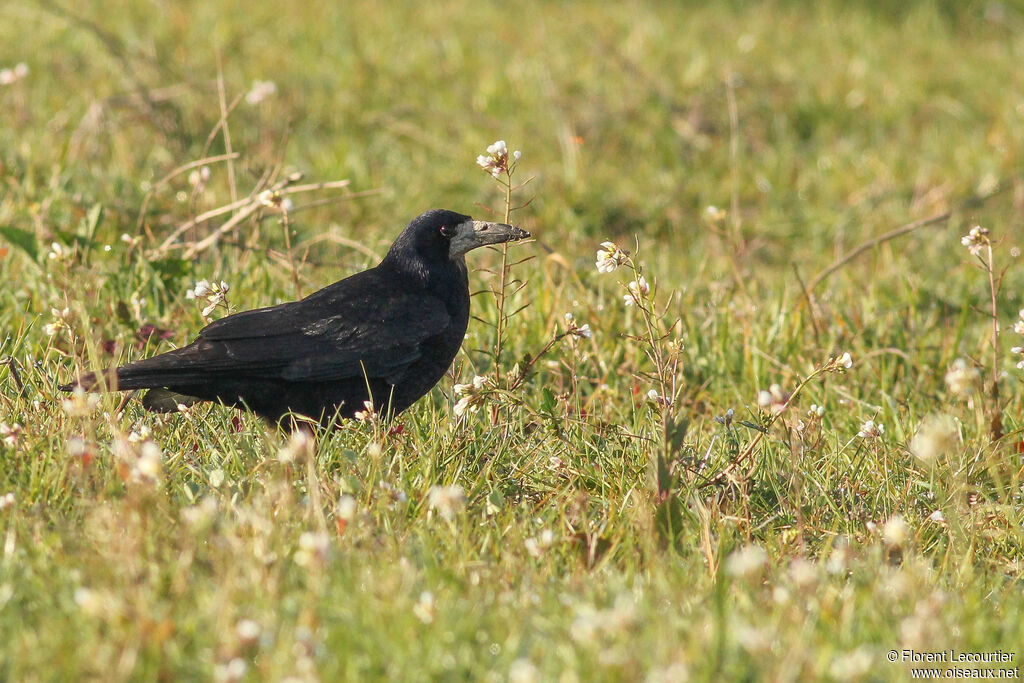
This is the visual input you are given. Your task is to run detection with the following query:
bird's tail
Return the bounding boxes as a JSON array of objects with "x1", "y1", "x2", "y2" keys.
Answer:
[
  {"x1": 60, "y1": 358, "x2": 205, "y2": 413},
  {"x1": 61, "y1": 350, "x2": 209, "y2": 389}
]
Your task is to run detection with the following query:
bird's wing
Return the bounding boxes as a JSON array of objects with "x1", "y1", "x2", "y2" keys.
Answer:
[{"x1": 187, "y1": 288, "x2": 451, "y2": 385}]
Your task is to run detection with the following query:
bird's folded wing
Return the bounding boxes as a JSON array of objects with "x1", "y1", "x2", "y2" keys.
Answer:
[{"x1": 188, "y1": 291, "x2": 451, "y2": 384}]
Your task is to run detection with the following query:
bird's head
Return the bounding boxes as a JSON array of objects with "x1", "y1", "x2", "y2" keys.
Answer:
[{"x1": 387, "y1": 210, "x2": 531, "y2": 268}]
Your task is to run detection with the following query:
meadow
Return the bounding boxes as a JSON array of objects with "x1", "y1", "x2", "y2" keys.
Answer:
[{"x1": 1, "y1": 0, "x2": 1023, "y2": 680}]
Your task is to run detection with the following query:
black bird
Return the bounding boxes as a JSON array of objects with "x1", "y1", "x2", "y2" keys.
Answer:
[{"x1": 62, "y1": 210, "x2": 530, "y2": 426}]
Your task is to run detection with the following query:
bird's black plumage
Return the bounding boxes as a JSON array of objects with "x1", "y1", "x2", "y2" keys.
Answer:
[{"x1": 63, "y1": 210, "x2": 529, "y2": 426}]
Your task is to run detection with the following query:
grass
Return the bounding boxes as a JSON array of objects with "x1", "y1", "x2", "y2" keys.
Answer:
[{"x1": 2, "y1": 0, "x2": 1024, "y2": 680}]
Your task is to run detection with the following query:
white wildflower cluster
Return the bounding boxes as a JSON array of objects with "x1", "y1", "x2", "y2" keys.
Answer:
[
  {"x1": 563, "y1": 312, "x2": 592, "y2": 340},
  {"x1": 646, "y1": 388, "x2": 671, "y2": 408},
  {"x1": 113, "y1": 433, "x2": 164, "y2": 485},
  {"x1": 336, "y1": 494, "x2": 357, "y2": 522},
  {"x1": 1011, "y1": 309, "x2": 1024, "y2": 370},
  {"x1": 824, "y1": 351, "x2": 853, "y2": 373},
  {"x1": 294, "y1": 531, "x2": 331, "y2": 568},
  {"x1": 0, "y1": 62, "x2": 28, "y2": 86},
  {"x1": 882, "y1": 514, "x2": 910, "y2": 547},
  {"x1": 43, "y1": 307, "x2": 71, "y2": 337},
  {"x1": 524, "y1": 529, "x2": 556, "y2": 558},
  {"x1": 352, "y1": 400, "x2": 378, "y2": 423},
  {"x1": 235, "y1": 618, "x2": 262, "y2": 647},
  {"x1": 452, "y1": 375, "x2": 489, "y2": 418},
  {"x1": 756, "y1": 383, "x2": 790, "y2": 413},
  {"x1": 857, "y1": 419, "x2": 884, "y2": 440},
  {"x1": 278, "y1": 429, "x2": 315, "y2": 463},
  {"x1": 427, "y1": 484, "x2": 466, "y2": 521},
  {"x1": 795, "y1": 404, "x2": 826, "y2": 434},
  {"x1": 725, "y1": 544, "x2": 768, "y2": 578},
  {"x1": 186, "y1": 279, "x2": 230, "y2": 318},
  {"x1": 944, "y1": 358, "x2": 980, "y2": 397},
  {"x1": 569, "y1": 595, "x2": 638, "y2": 645},
  {"x1": 0, "y1": 492, "x2": 15, "y2": 511},
  {"x1": 595, "y1": 241, "x2": 629, "y2": 273},
  {"x1": 47, "y1": 242, "x2": 72, "y2": 262},
  {"x1": 623, "y1": 276, "x2": 649, "y2": 307},
  {"x1": 909, "y1": 414, "x2": 959, "y2": 464},
  {"x1": 0, "y1": 422, "x2": 22, "y2": 448},
  {"x1": 960, "y1": 225, "x2": 990, "y2": 256},
  {"x1": 476, "y1": 140, "x2": 521, "y2": 178},
  {"x1": 704, "y1": 205, "x2": 727, "y2": 223},
  {"x1": 412, "y1": 591, "x2": 437, "y2": 624},
  {"x1": 61, "y1": 387, "x2": 101, "y2": 417},
  {"x1": 213, "y1": 658, "x2": 247, "y2": 683},
  {"x1": 188, "y1": 165, "x2": 211, "y2": 188},
  {"x1": 245, "y1": 80, "x2": 277, "y2": 105},
  {"x1": 256, "y1": 189, "x2": 293, "y2": 212},
  {"x1": 829, "y1": 649, "x2": 872, "y2": 680}
]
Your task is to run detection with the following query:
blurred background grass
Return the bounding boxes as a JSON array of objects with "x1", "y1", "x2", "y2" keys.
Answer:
[{"x1": 2, "y1": 0, "x2": 1024, "y2": 680}]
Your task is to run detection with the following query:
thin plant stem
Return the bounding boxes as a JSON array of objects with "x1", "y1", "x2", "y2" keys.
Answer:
[
  {"x1": 493, "y1": 175, "x2": 514, "y2": 384},
  {"x1": 985, "y1": 244, "x2": 1002, "y2": 440}
]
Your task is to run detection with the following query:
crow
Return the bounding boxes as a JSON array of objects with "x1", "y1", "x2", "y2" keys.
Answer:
[{"x1": 62, "y1": 209, "x2": 530, "y2": 426}]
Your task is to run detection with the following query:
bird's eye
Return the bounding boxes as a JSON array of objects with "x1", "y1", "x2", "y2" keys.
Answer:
[{"x1": 440, "y1": 225, "x2": 453, "y2": 238}]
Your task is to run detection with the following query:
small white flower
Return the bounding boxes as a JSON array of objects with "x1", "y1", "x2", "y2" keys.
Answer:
[
  {"x1": 0, "y1": 63, "x2": 27, "y2": 85},
  {"x1": 757, "y1": 383, "x2": 789, "y2": 413},
  {"x1": 646, "y1": 388, "x2": 670, "y2": 407},
  {"x1": 960, "y1": 225, "x2": 990, "y2": 256},
  {"x1": 808, "y1": 404, "x2": 825, "y2": 418},
  {"x1": 353, "y1": 400, "x2": 378, "y2": 422},
  {"x1": 909, "y1": 414, "x2": 958, "y2": 463},
  {"x1": 245, "y1": 80, "x2": 277, "y2": 105},
  {"x1": 882, "y1": 514, "x2": 910, "y2": 546},
  {"x1": 294, "y1": 531, "x2": 330, "y2": 567},
  {"x1": 725, "y1": 544, "x2": 768, "y2": 578},
  {"x1": 624, "y1": 276, "x2": 649, "y2": 306},
  {"x1": 829, "y1": 648, "x2": 872, "y2": 680},
  {"x1": 74, "y1": 587, "x2": 105, "y2": 616},
  {"x1": 427, "y1": 485, "x2": 466, "y2": 520},
  {"x1": 47, "y1": 242, "x2": 71, "y2": 261},
  {"x1": 336, "y1": 495, "x2": 357, "y2": 521},
  {"x1": 134, "y1": 441, "x2": 163, "y2": 481},
  {"x1": 214, "y1": 658, "x2": 247, "y2": 683},
  {"x1": 704, "y1": 205, "x2": 727, "y2": 222},
  {"x1": 928, "y1": 510, "x2": 946, "y2": 524},
  {"x1": 788, "y1": 558, "x2": 818, "y2": 588},
  {"x1": 453, "y1": 396, "x2": 476, "y2": 417},
  {"x1": 595, "y1": 241, "x2": 628, "y2": 273},
  {"x1": 944, "y1": 358, "x2": 980, "y2": 397},
  {"x1": 187, "y1": 279, "x2": 211, "y2": 299},
  {"x1": 0, "y1": 493, "x2": 15, "y2": 510},
  {"x1": 571, "y1": 323, "x2": 593, "y2": 339},
  {"x1": 235, "y1": 618, "x2": 261, "y2": 645},
  {"x1": 476, "y1": 140, "x2": 519, "y2": 178},
  {"x1": 412, "y1": 591, "x2": 437, "y2": 624},
  {"x1": 857, "y1": 419, "x2": 884, "y2": 440},
  {"x1": 0, "y1": 423, "x2": 22, "y2": 447},
  {"x1": 62, "y1": 387, "x2": 101, "y2": 417},
  {"x1": 278, "y1": 429, "x2": 314, "y2": 463}
]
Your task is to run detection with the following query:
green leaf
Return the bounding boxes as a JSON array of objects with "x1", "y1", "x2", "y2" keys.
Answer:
[
  {"x1": 150, "y1": 257, "x2": 192, "y2": 288},
  {"x1": 666, "y1": 416, "x2": 690, "y2": 452},
  {"x1": 0, "y1": 226, "x2": 39, "y2": 262},
  {"x1": 540, "y1": 387, "x2": 556, "y2": 413}
]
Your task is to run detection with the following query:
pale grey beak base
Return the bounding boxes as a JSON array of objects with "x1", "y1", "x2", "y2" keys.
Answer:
[{"x1": 449, "y1": 220, "x2": 531, "y2": 258}]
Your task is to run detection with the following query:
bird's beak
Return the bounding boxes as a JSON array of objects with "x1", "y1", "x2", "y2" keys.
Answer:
[{"x1": 449, "y1": 220, "x2": 531, "y2": 258}]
